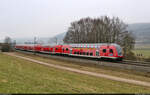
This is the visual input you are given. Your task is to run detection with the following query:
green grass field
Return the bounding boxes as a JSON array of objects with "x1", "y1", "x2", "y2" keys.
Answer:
[
  {"x1": 133, "y1": 49, "x2": 150, "y2": 58},
  {"x1": 0, "y1": 53, "x2": 150, "y2": 93},
  {"x1": 133, "y1": 44, "x2": 150, "y2": 58},
  {"x1": 135, "y1": 44, "x2": 150, "y2": 50},
  {"x1": 15, "y1": 52, "x2": 150, "y2": 82}
]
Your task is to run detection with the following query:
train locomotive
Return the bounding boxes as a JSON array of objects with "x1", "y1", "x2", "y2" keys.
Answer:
[{"x1": 15, "y1": 43, "x2": 123, "y2": 61}]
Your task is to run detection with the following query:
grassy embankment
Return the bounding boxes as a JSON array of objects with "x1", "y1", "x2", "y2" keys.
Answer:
[
  {"x1": 15, "y1": 52, "x2": 150, "y2": 83},
  {"x1": 133, "y1": 49, "x2": 150, "y2": 58},
  {"x1": 0, "y1": 52, "x2": 150, "y2": 93},
  {"x1": 133, "y1": 44, "x2": 150, "y2": 60}
]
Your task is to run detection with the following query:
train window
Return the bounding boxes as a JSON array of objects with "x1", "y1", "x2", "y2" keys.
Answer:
[
  {"x1": 87, "y1": 52, "x2": 89, "y2": 55},
  {"x1": 77, "y1": 52, "x2": 80, "y2": 54},
  {"x1": 110, "y1": 49, "x2": 113, "y2": 53},
  {"x1": 83, "y1": 52, "x2": 85, "y2": 55},
  {"x1": 74, "y1": 52, "x2": 76, "y2": 54},
  {"x1": 103, "y1": 49, "x2": 106, "y2": 53},
  {"x1": 56, "y1": 48, "x2": 58, "y2": 50},
  {"x1": 87, "y1": 45, "x2": 89, "y2": 48},
  {"x1": 90, "y1": 53, "x2": 93, "y2": 56},
  {"x1": 63, "y1": 48, "x2": 64, "y2": 52},
  {"x1": 80, "y1": 52, "x2": 82, "y2": 55},
  {"x1": 66, "y1": 48, "x2": 69, "y2": 51}
]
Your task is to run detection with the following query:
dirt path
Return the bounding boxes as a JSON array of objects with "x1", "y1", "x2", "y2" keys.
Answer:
[{"x1": 5, "y1": 52, "x2": 150, "y2": 87}]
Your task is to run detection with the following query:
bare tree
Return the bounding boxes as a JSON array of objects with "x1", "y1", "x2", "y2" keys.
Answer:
[{"x1": 63, "y1": 16, "x2": 135, "y2": 55}]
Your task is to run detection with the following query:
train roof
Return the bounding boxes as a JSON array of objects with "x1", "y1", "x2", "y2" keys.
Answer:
[
  {"x1": 16, "y1": 43, "x2": 121, "y2": 48},
  {"x1": 64, "y1": 43, "x2": 120, "y2": 48}
]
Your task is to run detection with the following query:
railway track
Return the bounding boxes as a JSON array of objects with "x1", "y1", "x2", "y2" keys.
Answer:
[
  {"x1": 15, "y1": 49, "x2": 150, "y2": 72},
  {"x1": 121, "y1": 60, "x2": 150, "y2": 67},
  {"x1": 15, "y1": 49, "x2": 150, "y2": 66}
]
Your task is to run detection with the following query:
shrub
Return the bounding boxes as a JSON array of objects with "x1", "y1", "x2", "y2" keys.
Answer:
[
  {"x1": 1, "y1": 44, "x2": 12, "y2": 52},
  {"x1": 124, "y1": 51, "x2": 137, "y2": 60}
]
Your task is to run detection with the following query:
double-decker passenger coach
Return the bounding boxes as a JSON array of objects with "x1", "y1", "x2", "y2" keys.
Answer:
[{"x1": 15, "y1": 43, "x2": 123, "y2": 61}]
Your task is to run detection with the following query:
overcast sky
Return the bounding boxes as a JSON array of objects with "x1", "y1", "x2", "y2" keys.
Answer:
[{"x1": 0, "y1": 0, "x2": 150, "y2": 40}]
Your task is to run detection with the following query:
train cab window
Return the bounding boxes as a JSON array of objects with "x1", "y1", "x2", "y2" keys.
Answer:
[
  {"x1": 103, "y1": 49, "x2": 106, "y2": 53},
  {"x1": 90, "y1": 53, "x2": 93, "y2": 56},
  {"x1": 110, "y1": 49, "x2": 113, "y2": 53}
]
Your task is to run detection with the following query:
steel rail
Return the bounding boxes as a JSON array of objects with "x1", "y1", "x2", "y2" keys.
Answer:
[{"x1": 15, "y1": 49, "x2": 150, "y2": 68}]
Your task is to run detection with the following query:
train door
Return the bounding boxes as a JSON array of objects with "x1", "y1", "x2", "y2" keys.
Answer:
[
  {"x1": 53, "y1": 48, "x2": 55, "y2": 53},
  {"x1": 96, "y1": 50, "x2": 99, "y2": 56},
  {"x1": 70, "y1": 48, "x2": 72, "y2": 54},
  {"x1": 62, "y1": 48, "x2": 64, "y2": 53},
  {"x1": 108, "y1": 48, "x2": 114, "y2": 57}
]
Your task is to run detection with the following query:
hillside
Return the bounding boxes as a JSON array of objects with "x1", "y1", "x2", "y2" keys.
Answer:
[
  {"x1": 48, "y1": 32, "x2": 66, "y2": 45},
  {"x1": 128, "y1": 23, "x2": 150, "y2": 44},
  {"x1": 12, "y1": 32, "x2": 66, "y2": 45}
]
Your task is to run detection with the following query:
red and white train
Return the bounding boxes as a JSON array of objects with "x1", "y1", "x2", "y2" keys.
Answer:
[{"x1": 15, "y1": 43, "x2": 123, "y2": 61}]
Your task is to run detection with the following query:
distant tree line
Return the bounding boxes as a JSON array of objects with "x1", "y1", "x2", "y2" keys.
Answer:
[{"x1": 63, "y1": 16, "x2": 135, "y2": 56}]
